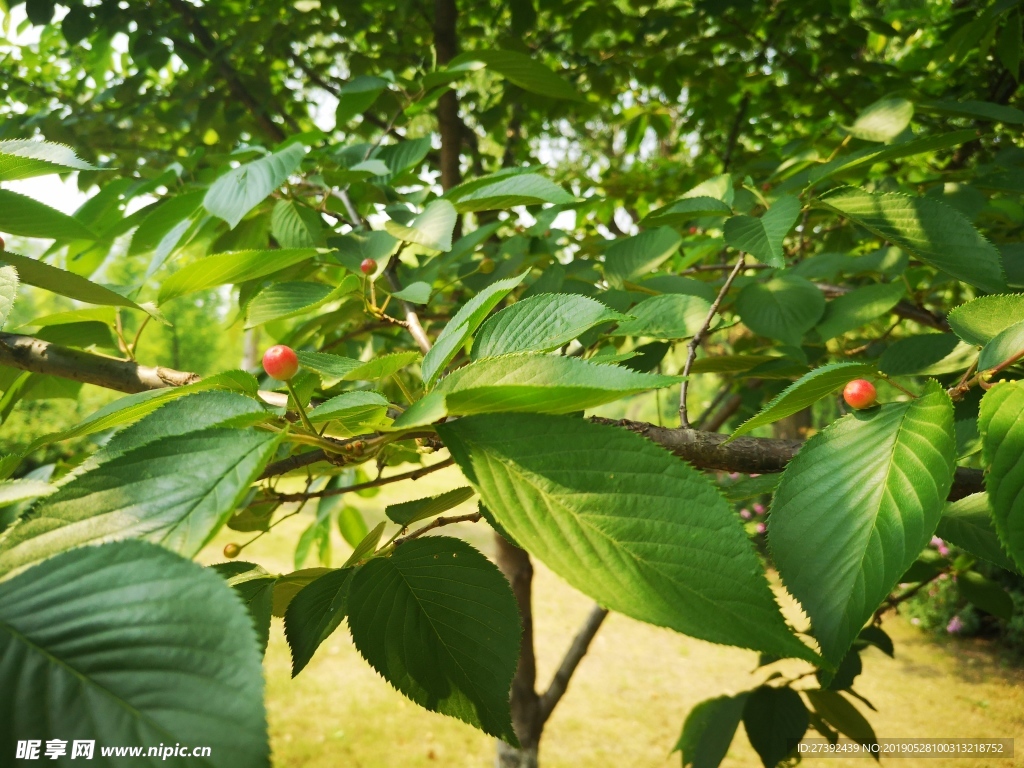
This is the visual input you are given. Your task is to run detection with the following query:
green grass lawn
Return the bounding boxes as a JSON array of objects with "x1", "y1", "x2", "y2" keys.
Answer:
[{"x1": 203, "y1": 461, "x2": 1024, "y2": 767}]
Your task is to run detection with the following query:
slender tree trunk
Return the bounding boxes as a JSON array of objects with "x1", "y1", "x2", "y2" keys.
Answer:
[
  {"x1": 495, "y1": 534, "x2": 542, "y2": 768},
  {"x1": 433, "y1": 0, "x2": 461, "y2": 193}
]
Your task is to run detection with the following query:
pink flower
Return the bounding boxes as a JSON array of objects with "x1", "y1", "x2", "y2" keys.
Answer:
[
  {"x1": 728, "y1": 472, "x2": 740, "y2": 479},
  {"x1": 740, "y1": 509, "x2": 752, "y2": 519},
  {"x1": 750, "y1": 473, "x2": 760, "y2": 478},
  {"x1": 938, "y1": 543, "x2": 950, "y2": 557},
  {"x1": 755, "y1": 522, "x2": 766, "y2": 534},
  {"x1": 930, "y1": 536, "x2": 944, "y2": 549},
  {"x1": 753, "y1": 503, "x2": 765, "y2": 514},
  {"x1": 947, "y1": 616, "x2": 964, "y2": 634}
]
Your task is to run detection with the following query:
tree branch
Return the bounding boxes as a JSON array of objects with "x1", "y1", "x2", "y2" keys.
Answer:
[
  {"x1": 0, "y1": 333, "x2": 985, "y2": 500},
  {"x1": 538, "y1": 605, "x2": 609, "y2": 723},
  {"x1": 393, "y1": 511, "x2": 482, "y2": 546},
  {"x1": 0, "y1": 332, "x2": 201, "y2": 393},
  {"x1": 679, "y1": 256, "x2": 746, "y2": 428},
  {"x1": 597, "y1": 418, "x2": 983, "y2": 500},
  {"x1": 269, "y1": 457, "x2": 454, "y2": 501}
]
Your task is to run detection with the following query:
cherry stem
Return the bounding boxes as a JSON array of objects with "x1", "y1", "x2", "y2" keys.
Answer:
[{"x1": 285, "y1": 380, "x2": 317, "y2": 435}]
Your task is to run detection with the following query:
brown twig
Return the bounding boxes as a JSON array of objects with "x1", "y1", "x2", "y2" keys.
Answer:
[
  {"x1": 268, "y1": 457, "x2": 454, "y2": 502},
  {"x1": 538, "y1": 605, "x2": 609, "y2": 723},
  {"x1": 680, "y1": 256, "x2": 746, "y2": 428},
  {"x1": 393, "y1": 511, "x2": 482, "y2": 546}
]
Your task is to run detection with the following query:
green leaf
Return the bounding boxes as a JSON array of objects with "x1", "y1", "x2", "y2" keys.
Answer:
[
  {"x1": 0, "y1": 478, "x2": 55, "y2": 506},
  {"x1": 675, "y1": 694, "x2": 748, "y2": 768},
  {"x1": 936, "y1": 493, "x2": 1018, "y2": 573},
  {"x1": 390, "y1": 281, "x2": 432, "y2": 304},
  {"x1": 807, "y1": 131, "x2": 979, "y2": 188},
  {"x1": 769, "y1": 381, "x2": 956, "y2": 669},
  {"x1": 604, "y1": 227, "x2": 682, "y2": 287},
  {"x1": 0, "y1": 541, "x2": 268, "y2": 766},
  {"x1": 336, "y1": 75, "x2": 390, "y2": 124},
  {"x1": 719, "y1": 473, "x2": 783, "y2": 503},
  {"x1": 611, "y1": 294, "x2": 712, "y2": 339},
  {"x1": 846, "y1": 97, "x2": 914, "y2": 142},
  {"x1": 879, "y1": 333, "x2": 964, "y2": 376},
  {"x1": 815, "y1": 282, "x2": 905, "y2": 341},
  {"x1": 919, "y1": 99, "x2": 1024, "y2": 124},
  {"x1": 0, "y1": 139, "x2": 97, "y2": 181},
  {"x1": 308, "y1": 391, "x2": 390, "y2": 434},
  {"x1": 948, "y1": 294, "x2": 1024, "y2": 346},
  {"x1": 25, "y1": 371, "x2": 259, "y2": 453},
  {"x1": 341, "y1": 520, "x2": 386, "y2": 568},
  {"x1": 641, "y1": 197, "x2": 733, "y2": 228},
  {"x1": 723, "y1": 195, "x2": 801, "y2": 268},
  {"x1": 204, "y1": 142, "x2": 306, "y2": 229},
  {"x1": 374, "y1": 138, "x2": 433, "y2": 180},
  {"x1": 343, "y1": 351, "x2": 422, "y2": 381},
  {"x1": 735, "y1": 275, "x2": 826, "y2": 346},
  {"x1": 729, "y1": 363, "x2": 876, "y2": 441},
  {"x1": 347, "y1": 536, "x2": 521, "y2": 742},
  {"x1": 284, "y1": 568, "x2": 353, "y2": 675},
  {"x1": 296, "y1": 350, "x2": 361, "y2": 385},
  {"x1": 271, "y1": 199, "x2": 323, "y2": 248},
  {"x1": 396, "y1": 354, "x2": 678, "y2": 427},
  {"x1": 438, "y1": 414, "x2": 817, "y2": 661},
  {"x1": 0, "y1": 250, "x2": 142, "y2": 310},
  {"x1": 448, "y1": 173, "x2": 574, "y2": 212},
  {"x1": 978, "y1": 381, "x2": 1024, "y2": 572},
  {"x1": 129, "y1": 190, "x2": 205, "y2": 260},
  {"x1": 449, "y1": 49, "x2": 581, "y2": 101},
  {"x1": 742, "y1": 687, "x2": 809, "y2": 768},
  {"x1": 158, "y1": 248, "x2": 319, "y2": 303},
  {"x1": 97, "y1": 391, "x2": 269, "y2": 461},
  {"x1": 217, "y1": 564, "x2": 277, "y2": 655},
  {"x1": 271, "y1": 567, "x2": 332, "y2": 616},
  {"x1": 958, "y1": 569, "x2": 1013, "y2": 619},
  {"x1": 337, "y1": 505, "x2": 369, "y2": 547},
  {"x1": 245, "y1": 277, "x2": 358, "y2": 328},
  {"x1": 421, "y1": 272, "x2": 528, "y2": 386},
  {"x1": 384, "y1": 199, "x2": 458, "y2": 252},
  {"x1": 804, "y1": 690, "x2": 877, "y2": 749},
  {"x1": 978, "y1": 319, "x2": 1024, "y2": 371},
  {"x1": 386, "y1": 486, "x2": 476, "y2": 526},
  {"x1": 472, "y1": 293, "x2": 628, "y2": 359},
  {"x1": 0, "y1": 428, "x2": 282, "y2": 577},
  {"x1": 813, "y1": 189, "x2": 1006, "y2": 293},
  {"x1": 0, "y1": 263, "x2": 17, "y2": 329}
]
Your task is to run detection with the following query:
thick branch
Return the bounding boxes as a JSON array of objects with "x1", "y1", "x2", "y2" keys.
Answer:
[
  {"x1": 1, "y1": 333, "x2": 985, "y2": 500},
  {"x1": 0, "y1": 332, "x2": 201, "y2": 393},
  {"x1": 600, "y1": 418, "x2": 983, "y2": 501},
  {"x1": 538, "y1": 605, "x2": 609, "y2": 723}
]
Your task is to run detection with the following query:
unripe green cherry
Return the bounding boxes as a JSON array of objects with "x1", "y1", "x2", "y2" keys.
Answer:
[
  {"x1": 223, "y1": 543, "x2": 241, "y2": 559},
  {"x1": 478, "y1": 258, "x2": 496, "y2": 274},
  {"x1": 262, "y1": 345, "x2": 299, "y2": 381},
  {"x1": 843, "y1": 379, "x2": 877, "y2": 409}
]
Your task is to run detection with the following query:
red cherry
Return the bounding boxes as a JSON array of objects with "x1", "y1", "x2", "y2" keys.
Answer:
[
  {"x1": 262, "y1": 345, "x2": 299, "y2": 381},
  {"x1": 223, "y1": 543, "x2": 241, "y2": 559},
  {"x1": 843, "y1": 379, "x2": 877, "y2": 410},
  {"x1": 0, "y1": 235, "x2": 5, "y2": 250},
  {"x1": 688, "y1": 227, "x2": 699, "y2": 235},
  {"x1": 360, "y1": 258, "x2": 377, "y2": 275},
  {"x1": 761, "y1": 182, "x2": 771, "y2": 191}
]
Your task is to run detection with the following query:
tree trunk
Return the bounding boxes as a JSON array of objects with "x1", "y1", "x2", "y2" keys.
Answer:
[
  {"x1": 494, "y1": 534, "x2": 542, "y2": 768},
  {"x1": 433, "y1": 0, "x2": 461, "y2": 193}
]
